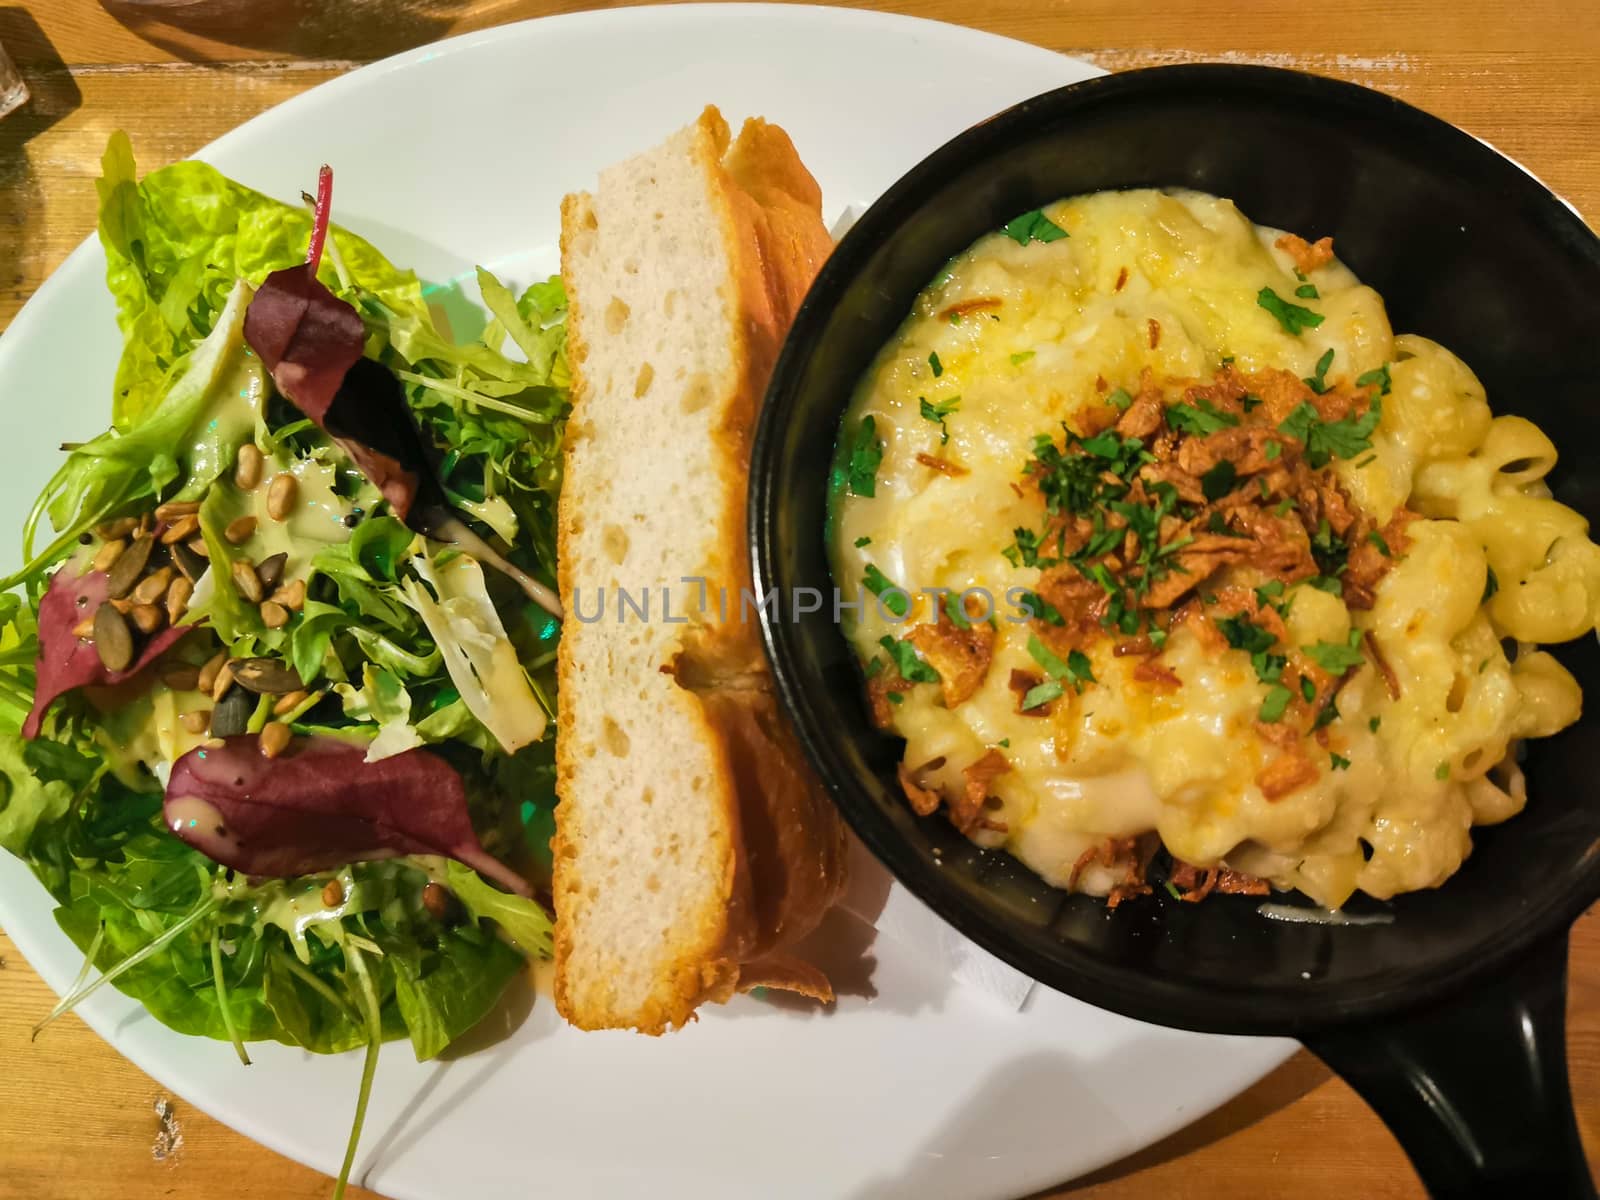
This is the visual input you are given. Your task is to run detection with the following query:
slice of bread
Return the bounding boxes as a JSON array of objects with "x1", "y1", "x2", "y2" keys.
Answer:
[{"x1": 554, "y1": 107, "x2": 847, "y2": 1034}]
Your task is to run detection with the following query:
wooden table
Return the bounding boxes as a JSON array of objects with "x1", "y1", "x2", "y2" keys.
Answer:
[{"x1": 0, "y1": 2, "x2": 1596, "y2": 1197}]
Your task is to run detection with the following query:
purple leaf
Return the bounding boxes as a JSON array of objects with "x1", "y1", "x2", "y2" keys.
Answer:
[
  {"x1": 163, "y1": 734, "x2": 531, "y2": 896},
  {"x1": 23, "y1": 562, "x2": 189, "y2": 740}
]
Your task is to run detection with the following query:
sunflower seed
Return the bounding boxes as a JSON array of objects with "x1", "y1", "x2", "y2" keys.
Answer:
[
  {"x1": 92, "y1": 538, "x2": 126, "y2": 573},
  {"x1": 210, "y1": 687, "x2": 253, "y2": 737},
  {"x1": 231, "y1": 560, "x2": 263, "y2": 604}
]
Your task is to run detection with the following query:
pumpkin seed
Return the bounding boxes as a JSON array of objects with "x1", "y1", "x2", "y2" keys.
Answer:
[
  {"x1": 171, "y1": 540, "x2": 207, "y2": 582},
  {"x1": 106, "y1": 534, "x2": 153, "y2": 598},
  {"x1": 210, "y1": 686, "x2": 254, "y2": 737},
  {"x1": 231, "y1": 657, "x2": 306, "y2": 695},
  {"x1": 92, "y1": 603, "x2": 134, "y2": 672},
  {"x1": 256, "y1": 552, "x2": 288, "y2": 591}
]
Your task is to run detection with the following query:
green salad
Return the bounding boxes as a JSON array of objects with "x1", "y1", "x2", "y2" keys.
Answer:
[{"x1": 0, "y1": 134, "x2": 568, "y2": 1196}]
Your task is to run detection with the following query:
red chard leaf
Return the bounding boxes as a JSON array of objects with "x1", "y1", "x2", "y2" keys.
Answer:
[
  {"x1": 163, "y1": 734, "x2": 532, "y2": 897},
  {"x1": 24, "y1": 562, "x2": 189, "y2": 739}
]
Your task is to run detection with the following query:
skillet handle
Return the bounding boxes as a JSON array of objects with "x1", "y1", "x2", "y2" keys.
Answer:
[{"x1": 1305, "y1": 927, "x2": 1594, "y2": 1200}]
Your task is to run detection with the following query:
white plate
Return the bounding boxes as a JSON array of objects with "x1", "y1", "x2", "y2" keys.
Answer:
[{"x1": 0, "y1": 6, "x2": 1295, "y2": 1197}]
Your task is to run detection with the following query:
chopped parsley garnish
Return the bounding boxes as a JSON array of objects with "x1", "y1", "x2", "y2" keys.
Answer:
[
  {"x1": 1259, "y1": 684, "x2": 1293, "y2": 722},
  {"x1": 862, "y1": 564, "x2": 909, "y2": 617},
  {"x1": 1300, "y1": 677, "x2": 1317, "y2": 703},
  {"x1": 1295, "y1": 282, "x2": 1320, "y2": 300},
  {"x1": 1026, "y1": 634, "x2": 1096, "y2": 693},
  {"x1": 928, "y1": 351, "x2": 943, "y2": 377},
  {"x1": 864, "y1": 657, "x2": 884, "y2": 679},
  {"x1": 1020, "y1": 680, "x2": 1064, "y2": 711},
  {"x1": 919, "y1": 396, "x2": 961, "y2": 445},
  {"x1": 1307, "y1": 575, "x2": 1343, "y2": 594},
  {"x1": 1278, "y1": 399, "x2": 1382, "y2": 468},
  {"x1": 1310, "y1": 519, "x2": 1349, "y2": 579},
  {"x1": 1105, "y1": 387, "x2": 1133, "y2": 411},
  {"x1": 846, "y1": 415, "x2": 883, "y2": 497},
  {"x1": 1330, "y1": 752, "x2": 1351, "y2": 771},
  {"x1": 887, "y1": 692, "x2": 904, "y2": 705},
  {"x1": 1435, "y1": 762, "x2": 1451, "y2": 781},
  {"x1": 1165, "y1": 398, "x2": 1239, "y2": 437},
  {"x1": 1010, "y1": 351, "x2": 1035, "y2": 366},
  {"x1": 1003, "y1": 526, "x2": 1053, "y2": 569},
  {"x1": 1257, "y1": 286, "x2": 1326, "y2": 336},
  {"x1": 1366, "y1": 530, "x2": 1391, "y2": 557},
  {"x1": 1355, "y1": 363, "x2": 1393, "y2": 395},
  {"x1": 943, "y1": 592, "x2": 972, "y2": 629},
  {"x1": 1354, "y1": 454, "x2": 1376, "y2": 468},
  {"x1": 1217, "y1": 615, "x2": 1276, "y2": 655},
  {"x1": 1242, "y1": 392, "x2": 1263, "y2": 412},
  {"x1": 854, "y1": 535, "x2": 872, "y2": 548},
  {"x1": 1200, "y1": 460, "x2": 1238, "y2": 501},
  {"x1": 1369, "y1": 716, "x2": 1381, "y2": 732},
  {"x1": 998, "y1": 739, "x2": 1011, "y2": 748},
  {"x1": 879, "y1": 635, "x2": 940, "y2": 683},
  {"x1": 1305, "y1": 348, "x2": 1335, "y2": 395},
  {"x1": 1483, "y1": 566, "x2": 1499, "y2": 601},
  {"x1": 1254, "y1": 580, "x2": 1286, "y2": 608},
  {"x1": 1304, "y1": 630, "x2": 1365, "y2": 674},
  {"x1": 1312, "y1": 698, "x2": 1341, "y2": 730},
  {"x1": 1163, "y1": 880, "x2": 1183, "y2": 900},
  {"x1": 1002, "y1": 208, "x2": 1069, "y2": 245},
  {"x1": 1017, "y1": 589, "x2": 1065, "y2": 625},
  {"x1": 1148, "y1": 628, "x2": 1168, "y2": 649},
  {"x1": 1272, "y1": 497, "x2": 1297, "y2": 517}
]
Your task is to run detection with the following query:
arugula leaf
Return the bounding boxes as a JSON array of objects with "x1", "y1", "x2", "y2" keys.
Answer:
[
  {"x1": 1001, "y1": 209, "x2": 1069, "y2": 245},
  {"x1": 846, "y1": 416, "x2": 883, "y2": 497},
  {"x1": 878, "y1": 635, "x2": 940, "y2": 684},
  {"x1": 1257, "y1": 287, "x2": 1325, "y2": 336}
]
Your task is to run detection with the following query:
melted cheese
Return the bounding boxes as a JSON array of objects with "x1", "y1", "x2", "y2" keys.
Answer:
[{"x1": 832, "y1": 188, "x2": 1591, "y2": 909}]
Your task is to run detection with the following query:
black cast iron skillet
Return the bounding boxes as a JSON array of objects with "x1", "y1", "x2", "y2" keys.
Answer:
[{"x1": 751, "y1": 65, "x2": 1600, "y2": 1198}]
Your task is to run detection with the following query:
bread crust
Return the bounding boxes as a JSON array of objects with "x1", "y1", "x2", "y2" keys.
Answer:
[{"x1": 553, "y1": 108, "x2": 846, "y2": 1034}]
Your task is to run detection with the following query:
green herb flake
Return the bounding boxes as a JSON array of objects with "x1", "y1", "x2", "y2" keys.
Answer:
[
  {"x1": 928, "y1": 351, "x2": 943, "y2": 378},
  {"x1": 1435, "y1": 761, "x2": 1451, "y2": 781},
  {"x1": 1201, "y1": 460, "x2": 1238, "y2": 502},
  {"x1": 1002, "y1": 208, "x2": 1069, "y2": 245},
  {"x1": 1010, "y1": 351, "x2": 1036, "y2": 366},
  {"x1": 1296, "y1": 283, "x2": 1320, "y2": 300},
  {"x1": 1105, "y1": 387, "x2": 1133, "y2": 411},
  {"x1": 854, "y1": 535, "x2": 871, "y2": 548},
  {"x1": 1367, "y1": 530, "x2": 1391, "y2": 557},
  {"x1": 998, "y1": 738, "x2": 1011, "y2": 748},
  {"x1": 1355, "y1": 363, "x2": 1393, "y2": 396},
  {"x1": 1301, "y1": 677, "x2": 1317, "y2": 703},
  {"x1": 1483, "y1": 566, "x2": 1499, "y2": 601},
  {"x1": 1017, "y1": 589, "x2": 1065, "y2": 626},
  {"x1": 1021, "y1": 680, "x2": 1065, "y2": 711},
  {"x1": 1163, "y1": 880, "x2": 1183, "y2": 900},
  {"x1": 1305, "y1": 348, "x2": 1335, "y2": 395},
  {"x1": 864, "y1": 657, "x2": 885, "y2": 679},
  {"x1": 1257, "y1": 286, "x2": 1326, "y2": 336},
  {"x1": 919, "y1": 396, "x2": 961, "y2": 445},
  {"x1": 1303, "y1": 635, "x2": 1366, "y2": 674},
  {"x1": 1259, "y1": 684, "x2": 1294, "y2": 722},
  {"x1": 1148, "y1": 628, "x2": 1168, "y2": 649},
  {"x1": 1369, "y1": 716, "x2": 1381, "y2": 732},
  {"x1": 846, "y1": 415, "x2": 883, "y2": 497},
  {"x1": 1242, "y1": 392, "x2": 1263, "y2": 412},
  {"x1": 1166, "y1": 398, "x2": 1240, "y2": 437},
  {"x1": 879, "y1": 635, "x2": 940, "y2": 684},
  {"x1": 1278, "y1": 399, "x2": 1382, "y2": 468},
  {"x1": 1330, "y1": 752, "x2": 1351, "y2": 771},
  {"x1": 887, "y1": 692, "x2": 904, "y2": 705},
  {"x1": 863, "y1": 564, "x2": 909, "y2": 617}
]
